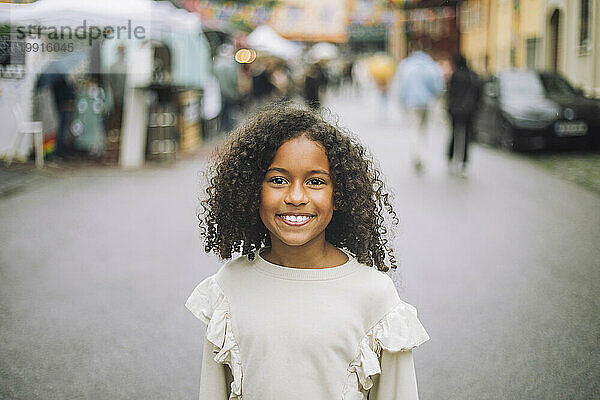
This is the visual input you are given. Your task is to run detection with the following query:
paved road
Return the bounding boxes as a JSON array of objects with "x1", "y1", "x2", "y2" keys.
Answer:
[
  {"x1": 328, "y1": 88, "x2": 600, "y2": 400},
  {"x1": 1, "y1": 89, "x2": 598, "y2": 400}
]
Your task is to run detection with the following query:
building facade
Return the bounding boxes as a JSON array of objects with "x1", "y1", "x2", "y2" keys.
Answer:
[
  {"x1": 543, "y1": 0, "x2": 600, "y2": 96},
  {"x1": 461, "y1": 0, "x2": 600, "y2": 96}
]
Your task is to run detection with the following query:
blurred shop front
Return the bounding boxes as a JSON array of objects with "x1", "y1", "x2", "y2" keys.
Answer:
[
  {"x1": 264, "y1": 0, "x2": 459, "y2": 61},
  {"x1": 103, "y1": 4, "x2": 213, "y2": 168},
  {"x1": 344, "y1": 0, "x2": 459, "y2": 60},
  {"x1": 0, "y1": 0, "x2": 214, "y2": 169},
  {"x1": 346, "y1": 0, "x2": 394, "y2": 54},
  {"x1": 400, "y1": 0, "x2": 459, "y2": 60}
]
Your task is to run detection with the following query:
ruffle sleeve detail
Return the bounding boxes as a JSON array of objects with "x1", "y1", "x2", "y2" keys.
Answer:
[
  {"x1": 185, "y1": 276, "x2": 243, "y2": 399},
  {"x1": 342, "y1": 300, "x2": 429, "y2": 399}
]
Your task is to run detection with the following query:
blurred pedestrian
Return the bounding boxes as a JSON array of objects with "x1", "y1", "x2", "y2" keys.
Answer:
[
  {"x1": 250, "y1": 56, "x2": 291, "y2": 109},
  {"x1": 438, "y1": 57, "x2": 453, "y2": 84},
  {"x1": 367, "y1": 53, "x2": 396, "y2": 120},
  {"x1": 446, "y1": 54, "x2": 482, "y2": 176},
  {"x1": 303, "y1": 61, "x2": 327, "y2": 110},
  {"x1": 352, "y1": 58, "x2": 370, "y2": 94},
  {"x1": 186, "y1": 105, "x2": 429, "y2": 400},
  {"x1": 50, "y1": 73, "x2": 76, "y2": 160},
  {"x1": 251, "y1": 60, "x2": 274, "y2": 100},
  {"x1": 391, "y1": 39, "x2": 443, "y2": 171},
  {"x1": 214, "y1": 43, "x2": 241, "y2": 132},
  {"x1": 341, "y1": 58, "x2": 355, "y2": 94}
]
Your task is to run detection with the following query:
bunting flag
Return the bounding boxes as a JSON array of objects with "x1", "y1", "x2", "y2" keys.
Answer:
[
  {"x1": 183, "y1": 0, "x2": 455, "y2": 33},
  {"x1": 183, "y1": 0, "x2": 272, "y2": 27}
]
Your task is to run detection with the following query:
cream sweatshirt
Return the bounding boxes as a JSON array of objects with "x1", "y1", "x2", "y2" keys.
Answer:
[{"x1": 185, "y1": 249, "x2": 429, "y2": 400}]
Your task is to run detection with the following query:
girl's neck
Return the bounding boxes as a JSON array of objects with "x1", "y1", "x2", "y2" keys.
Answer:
[{"x1": 262, "y1": 239, "x2": 348, "y2": 269}]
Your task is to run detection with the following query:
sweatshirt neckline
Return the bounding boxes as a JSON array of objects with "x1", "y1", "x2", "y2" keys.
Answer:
[{"x1": 252, "y1": 248, "x2": 360, "y2": 281}]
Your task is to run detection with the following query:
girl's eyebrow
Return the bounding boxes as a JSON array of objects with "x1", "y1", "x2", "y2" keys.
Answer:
[{"x1": 266, "y1": 167, "x2": 330, "y2": 176}]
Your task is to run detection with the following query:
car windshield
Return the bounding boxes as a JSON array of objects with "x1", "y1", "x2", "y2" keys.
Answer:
[
  {"x1": 539, "y1": 74, "x2": 576, "y2": 95},
  {"x1": 499, "y1": 71, "x2": 545, "y2": 99}
]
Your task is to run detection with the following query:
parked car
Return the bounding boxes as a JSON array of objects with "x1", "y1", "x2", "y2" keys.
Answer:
[{"x1": 474, "y1": 70, "x2": 600, "y2": 151}]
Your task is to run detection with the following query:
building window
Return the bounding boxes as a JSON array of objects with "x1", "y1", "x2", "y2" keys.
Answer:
[
  {"x1": 579, "y1": 0, "x2": 590, "y2": 50},
  {"x1": 526, "y1": 38, "x2": 539, "y2": 69}
]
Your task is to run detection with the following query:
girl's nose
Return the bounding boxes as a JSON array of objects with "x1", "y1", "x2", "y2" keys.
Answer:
[{"x1": 284, "y1": 181, "x2": 309, "y2": 206}]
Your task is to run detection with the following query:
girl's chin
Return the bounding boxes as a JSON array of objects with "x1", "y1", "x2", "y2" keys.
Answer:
[
  {"x1": 277, "y1": 238, "x2": 314, "y2": 247},
  {"x1": 272, "y1": 233, "x2": 321, "y2": 248}
]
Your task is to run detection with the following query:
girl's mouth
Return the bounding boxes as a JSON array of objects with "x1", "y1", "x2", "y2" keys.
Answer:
[{"x1": 277, "y1": 214, "x2": 314, "y2": 226}]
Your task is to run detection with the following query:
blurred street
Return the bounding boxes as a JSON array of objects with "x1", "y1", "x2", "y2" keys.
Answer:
[{"x1": 1, "y1": 88, "x2": 599, "y2": 399}]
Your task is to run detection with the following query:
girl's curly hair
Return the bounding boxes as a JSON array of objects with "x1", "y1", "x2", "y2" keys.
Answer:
[{"x1": 199, "y1": 104, "x2": 398, "y2": 271}]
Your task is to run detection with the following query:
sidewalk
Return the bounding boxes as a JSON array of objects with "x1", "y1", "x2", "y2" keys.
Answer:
[
  {"x1": 0, "y1": 164, "x2": 44, "y2": 198},
  {"x1": 0, "y1": 136, "x2": 223, "y2": 199},
  {"x1": 523, "y1": 151, "x2": 600, "y2": 196}
]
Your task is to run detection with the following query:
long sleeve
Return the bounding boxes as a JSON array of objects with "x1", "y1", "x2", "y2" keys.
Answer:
[
  {"x1": 199, "y1": 336, "x2": 231, "y2": 400},
  {"x1": 369, "y1": 350, "x2": 419, "y2": 400},
  {"x1": 186, "y1": 275, "x2": 242, "y2": 399}
]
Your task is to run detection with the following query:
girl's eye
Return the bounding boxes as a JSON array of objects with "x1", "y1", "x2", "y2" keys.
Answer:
[
  {"x1": 307, "y1": 178, "x2": 326, "y2": 186},
  {"x1": 268, "y1": 177, "x2": 287, "y2": 185}
]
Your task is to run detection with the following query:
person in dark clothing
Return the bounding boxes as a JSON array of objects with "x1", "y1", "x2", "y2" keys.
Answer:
[
  {"x1": 446, "y1": 54, "x2": 481, "y2": 175},
  {"x1": 214, "y1": 43, "x2": 241, "y2": 133},
  {"x1": 304, "y1": 62, "x2": 327, "y2": 110},
  {"x1": 252, "y1": 67, "x2": 275, "y2": 99},
  {"x1": 51, "y1": 74, "x2": 76, "y2": 159},
  {"x1": 250, "y1": 58, "x2": 291, "y2": 108}
]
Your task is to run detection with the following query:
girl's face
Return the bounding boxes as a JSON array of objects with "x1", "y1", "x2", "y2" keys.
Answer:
[{"x1": 260, "y1": 136, "x2": 335, "y2": 249}]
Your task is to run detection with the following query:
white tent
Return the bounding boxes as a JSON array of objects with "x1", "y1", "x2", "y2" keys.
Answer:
[
  {"x1": 0, "y1": 0, "x2": 204, "y2": 37},
  {"x1": 308, "y1": 42, "x2": 340, "y2": 62},
  {"x1": 4, "y1": 0, "x2": 155, "y2": 27},
  {"x1": 0, "y1": 0, "x2": 212, "y2": 168},
  {"x1": 1, "y1": 0, "x2": 152, "y2": 29},
  {"x1": 151, "y1": 1, "x2": 202, "y2": 34},
  {"x1": 0, "y1": 0, "x2": 210, "y2": 88},
  {"x1": 247, "y1": 25, "x2": 303, "y2": 61}
]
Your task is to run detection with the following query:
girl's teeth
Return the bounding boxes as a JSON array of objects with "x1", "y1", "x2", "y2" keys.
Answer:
[{"x1": 282, "y1": 215, "x2": 309, "y2": 223}]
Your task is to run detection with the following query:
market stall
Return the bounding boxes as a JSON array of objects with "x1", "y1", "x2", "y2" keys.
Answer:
[{"x1": 1, "y1": 0, "x2": 213, "y2": 168}]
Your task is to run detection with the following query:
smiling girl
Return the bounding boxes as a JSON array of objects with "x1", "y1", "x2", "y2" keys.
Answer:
[{"x1": 186, "y1": 105, "x2": 429, "y2": 399}]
